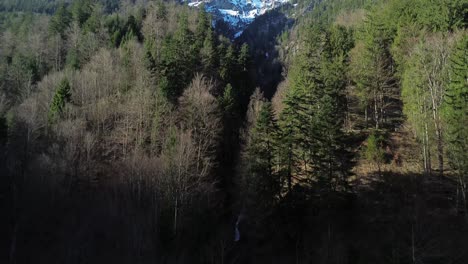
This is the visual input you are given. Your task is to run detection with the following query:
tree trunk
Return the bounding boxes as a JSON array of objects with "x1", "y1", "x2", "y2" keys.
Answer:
[
  {"x1": 374, "y1": 90, "x2": 379, "y2": 129},
  {"x1": 436, "y1": 128, "x2": 443, "y2": 177},
  {"x1": 364, "y1": 107, "x2": 368, "y2": 129},
  {"x1": 424, "y1": 122, "x2": 432, "y2": 176},
  {"x1": 174, "y1": 197, "x2": 178, "y2": 235}
]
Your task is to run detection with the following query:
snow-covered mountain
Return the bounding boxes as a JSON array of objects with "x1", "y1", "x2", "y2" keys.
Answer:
[{"x1": 186, "y1": 0, "x2": 290, "y2": 36}]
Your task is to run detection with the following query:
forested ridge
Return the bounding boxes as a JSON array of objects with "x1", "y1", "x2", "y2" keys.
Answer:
[{"x1": 0, "y1": 0, "x2": 467, "y2": 263}]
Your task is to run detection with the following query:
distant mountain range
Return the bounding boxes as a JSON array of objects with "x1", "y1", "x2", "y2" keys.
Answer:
[{"x1": 185, "y1": 0, "x2": 291, "y2": 36}]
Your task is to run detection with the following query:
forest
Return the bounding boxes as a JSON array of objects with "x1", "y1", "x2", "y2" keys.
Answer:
[{"x1": 0, "y1": 0, "x2": 467, "y2": 263}]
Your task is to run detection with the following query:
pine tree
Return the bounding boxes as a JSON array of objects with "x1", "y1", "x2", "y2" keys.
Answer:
[
  {"x1": 49, "y1": 3, "x2": 72, "y2": 37},
  {"x1": 219, "y1": 44, "x2": 236, "y2": 83},
  {"x1": 71, "y1": 0, "x2": 92, "y2": 27},
  {"x1": 277, "y1": 24, "x2": 351, "y2": 192},
  {"x1": 124, "y1": 15, "x2": 142, "y2": 41},
  {"x1": 365, "y1": 132, "x2": 385, "y2": 175},
  {"x1": 105, "y1": 14, "x2": 125, "y2": 47},
  {"x1": 245, "y1": 102, "x2": 280, "y2": 210},
  {"x1": 278, "y1": 28, "x2": 323, "y2": 183},
  {"x1": 236, "y1": 43, "x2": 251, "y2": 103},
  {"x1": 48, "y1": 78, "x2": 72, "y2": 123},
  {"x1": 66, "y1": 48, "x2": 80, "y2": 70},
  {"x1": 83, "y1": 4, "x2": 102, "y2": 34},
  {"x1": 220, "y1": 83, "x2": 240, "y2": 166},
  {"x1": 312, "y1": 92, "x2": 349, "y2": 191},
  {"x1": 220, "y1": 84, "x2": 237, "y2": 115},
  {"x1": 195, "y1": 4, "x2": 209, "y2": 49},
  {"x1": 158, "y1": 12, "x2": 196, "y2": 102},
  {"x1": 351, "y1": 11, "x2": 395, "y2": 129},
  {"x1": 443, "y1": 35, "x2": 468, "y2": 178},
  {"x1": 200, "y1": 26, "x2": 217, "y2": 74},
  {"x1": 238, "y1": 43, "x2": 250, "y2": 73}
]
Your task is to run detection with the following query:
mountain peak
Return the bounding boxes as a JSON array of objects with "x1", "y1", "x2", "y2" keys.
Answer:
[{"x1": 186, "y1": 0, "x2": 290, "y2": 36}]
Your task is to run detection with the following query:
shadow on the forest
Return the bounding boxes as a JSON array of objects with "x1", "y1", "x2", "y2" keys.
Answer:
[
  {"x1": 2, "y1": 149, "x2": 468, "y2": 264},
  {"x1": 231, "y1": 171, "x2": 468, "y2": 264},
  {"x1": 237, "y1": 8, "x2": 294, "y2": 99}
]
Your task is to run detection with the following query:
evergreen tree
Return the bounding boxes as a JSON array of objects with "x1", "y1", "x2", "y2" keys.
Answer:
[
  {"x1": 158, "y1": 12, "x2": 196, "y2": 102},
  {"x1": 314, "y1": 94, "x2": 349, "y2": 190},
  {"x1": 105, "y1": 14, "x2": 125, "y2": 47},
  {"x1": 66, "y1": 48, "x2": 80, "y2": 70},
  {"x1": 48, "y1": 78, "x2": 72, "y2": 123},
  {"x1": 219, "y1": 44, "x2": 236, "y2": 83},
  {"x1": 236, "y1": 43, "x2": 252, "y2": 104},
  {"x1": 443, "y1": 35, "x2": 468, "y2": 178},
  {"x1": 195, "y1": 4, "x2": 209, "y2": 49},
  {"x1": 124, "y1": 15, "x2": 142, "y2": 42},
  {"x1": 238, "y1": 43, "x2": 250, "y2": 73},
  {"x1": 245, "y1": 102, "x2": 280, "y2": 210},
  {"x1": 351, "y1": 10, "x2": 395, "y2": 129},
  {"x1": 220, "y1": 83, "x2": 240, "y2": 166},
  {"x1": 364, "y1": 131, "x2": 385, "y2": 175},
  {"x1": 220, "y1": 84, "x2": 237, "y2": 115},
  {"x1": 83, "y1": 4, "x2": 102, "y2": 34},
  {"x1": 278, "y1": 27, "x2": 323, "y2": 184},
  {"x1": 200, "y1": 26, "x2": 217, "y2": 74},
  {"x1": 49, "y1": 3, "x2": 72, "y2": 37},
  {"x1": 71, "y1": 0, "x2": 92, "y2": 27}
]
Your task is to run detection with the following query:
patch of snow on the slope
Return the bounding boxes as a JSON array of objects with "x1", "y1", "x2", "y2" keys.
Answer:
[
  {"x1": 188, "y1": 0, "x2": 209, "y2": 7},
  {"x1": 245, "y1": 9, "x2": 258, "y2": 19},
  {"x1": 219, "y1": 9, "x2": 240, "y2": 16}
]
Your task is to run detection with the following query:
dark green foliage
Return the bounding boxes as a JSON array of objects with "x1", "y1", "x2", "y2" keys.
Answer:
[
  {"x1": 49, "y1": 3, "x2": 71, "y2": 37},
  {"x1": 238, "y1": 43, "x2": 250, "y2": 73},
  {"x1": 364, "y1": 132, "x2": 385, "y2": 171},
  {"x1": 105, "y1": 14, "x2": 125, "y2": 47},
  {"x1": 66, "y1": 48, "x2": 80, "y2": 70},
  {"x1": 195, "y1": 4, "x2": 209, "y2": 49},
  {"x1": 443, "y1": 35, "x2": 468, "y2": 176},
  {"x1": 82, "y1": 4, "x2": 102, "y2": 34},
  {"x1": 72, "y1": 0, "x2": 92, "y2": 27},
  {"x1": 105, "y1": 14, "x2": 142, "y2": 47},
  {"x1": 312, "y1": 95, "x2": 349, "y2": 190},
  {"x1": 219, "y1": 43, "x2": 236, "y2": 83},
  {"x1": 200, "y1": 26, "x2": 217, "y2": 73},
  {"x1": 233, "y1": 43, "x2": 254, "y2": 109},
  {"x1": 220, "y1": 84, "x2": 237, "y2": 114},
  {"x1": 277, "y1": 24, "x2": 351, "y2": 191},
  {"x1": 157, "y1": 12, "x2": 197, "y2": 102},
  {"x1": 1, "y1": 0, "x2": 468, "y2": 263},
  {"x1": 0, "y1": 0, "x2": 119, "y2": 13},
  {"x1": 245, "y1": 102, "x2": 280, "y2": 210},
  {"x1": 324, "y1": 25, "x2": 354, "y2": 58},
  {"x1": 351, "y1": 9, "x2": 396, "y2": 129},
  {"x1": 278, "y1": 26, "x2": 322, "y2": 181},
  {"x1": 124, "y1": 15, "x2": 142, "y2": 41},
  {"x1": 48, "y1": 78, "x2": 71, "y2": 123}
]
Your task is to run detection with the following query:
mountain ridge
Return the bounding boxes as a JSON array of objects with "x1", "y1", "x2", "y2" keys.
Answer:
[{"x1": 186, "y1": 0, "x2": 291, "y2": 36}]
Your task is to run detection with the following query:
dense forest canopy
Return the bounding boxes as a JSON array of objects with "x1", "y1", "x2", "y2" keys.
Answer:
[{"x1": 0, "y1": 0, "x2": 467, "y2": 263}]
